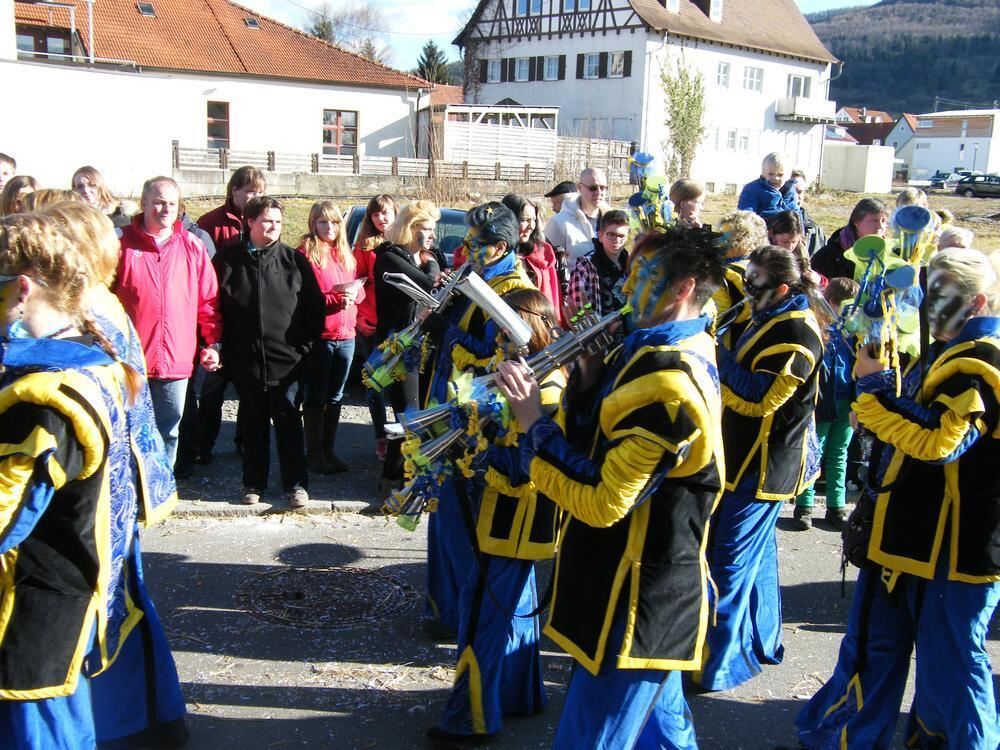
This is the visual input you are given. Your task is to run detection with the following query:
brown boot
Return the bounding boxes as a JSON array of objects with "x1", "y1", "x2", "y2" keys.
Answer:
[
  {"x1": 323, "y1": 403, "x2": 349, "y2": 472},
  {"x1": 303, "y1": 406, "x2": 335, "y2": 475}
]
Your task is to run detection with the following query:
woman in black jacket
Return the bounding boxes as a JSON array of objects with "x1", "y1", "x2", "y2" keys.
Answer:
[
  {"x1": 371, "y1": 200, "x2": 442, "y2": 495},
  {"x1": 810, "y1": 198, "x2": 888, "y2": 281},
  {"x1": 214, "y1": 196, "x2": 324, "y2": 507}
]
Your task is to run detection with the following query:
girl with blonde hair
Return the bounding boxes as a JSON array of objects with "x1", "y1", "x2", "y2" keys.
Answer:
[
  {"x1": 297, "y1": 201, "x2": 364, "y2": 473},
  {"x1": 71, "y1": 165, "x2": 138, "y2": 228}
]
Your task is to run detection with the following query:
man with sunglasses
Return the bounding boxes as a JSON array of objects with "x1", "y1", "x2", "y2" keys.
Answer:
[{"x1": 544, "y1": 167, "x2": 611, "y2": 267}]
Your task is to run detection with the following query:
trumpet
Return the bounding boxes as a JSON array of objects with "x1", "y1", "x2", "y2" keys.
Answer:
[
  {"x1": 401, "y1": 305, "x2": 629, "y2": 440},
  {"x1": 891, "y1": 205, "x2": 935, "y2": 265},
  {"x1": 362, "y1": 264, "x2": 472, "y2": 392},
  {"x1": 714, "y1": 298, "x2": 749, "y2": 340},
  {"x1": 388, "y1": 427, "x2": 469, "y2": 531}
]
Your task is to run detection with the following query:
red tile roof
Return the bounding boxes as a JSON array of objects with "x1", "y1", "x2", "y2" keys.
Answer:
[
  {"x1": 901, "y1": 113, "x2": 918, "y2": 131},
  {"x1": 845, "y1": 121, "x2": 895, "y2": 146},
  {"x1": 837, "y1": 106, "x2": 894, "y2": 124},
  {"x1": 14, "y1": 0, "x2": 428, "y2": 90}
]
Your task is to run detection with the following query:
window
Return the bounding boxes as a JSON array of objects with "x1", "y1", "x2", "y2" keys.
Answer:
[
  {"x1": 915, "y1": 142, "x2": 931, "y2": 150},
  {"x1": 584, "y1": 52, "x2": 600, "y2": 79},
  {"x1": 737, "y1": 131, "x2": 750, "y2": 152},
  {"x1": 918, "y1": 119, "x2": 934, "y2": 128},
  {"x1": 786, "y1": 74, "x2": 811, "y2": 98},
  {"x1": 322, "y1": 109, "x2": 358, "y2": 156},
  {"x1": 705, "y1": 181, "x2": 716, "y2": 193},
  {"x1": 609, "y1": 51, "x2": 625, "y2": 78},
  {"x1": 515, "y1": 57, "x2": 530, "y2": 82},
  {"x1": 666, "y1": 0, "x2": 679, "y2": 10},
  {"x1": 487, "y1": 58, "x2": 501, "y2": 83},
  {"x1": 207, "y1": 101, "x2": 230, "y2": 150},
  {"x1": 743, "y1": 66, "x2": 764, "y2": 93},
  {"x1": 516, "y1": 0, "x2": 542, "y2": 13},
  {"x1": 136, "y1": 2, "x2": 156, "y2": 17},
  {"x1": 717, "y1": 62, "x2": 730, "y2": 87},
  {"x1": 244, "y1": 17, "x2": 260, "y2": 28},
  {"x1": 15, "y1": 28, "x2": 73, "y2": 59},
  {"x1": 564, "y1": 0, "x2": 590, "y2": 11},
  {"x1": 543, "y1": 56, "x2": 560, "y2": 81},
  {"x1": 726, "y1": 129, "x2": 737, "y2": 150}
]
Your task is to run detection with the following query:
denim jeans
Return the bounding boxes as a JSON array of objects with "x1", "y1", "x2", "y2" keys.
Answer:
[
  {"x1": 304, "y1": 338, "x2": 355, "y2": 408},
  {"x1": 148, "y1": 378, "x2": 188, "y2": 468},
  {"x1": 234, "y1": 375, "x2": 307, "y2": 492}
]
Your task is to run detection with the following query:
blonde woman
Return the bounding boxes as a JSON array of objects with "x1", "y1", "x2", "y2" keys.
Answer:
[
  {"x1": 297, "y1": 201, "x2": 364, "y2": 474},
  {"x1": 71, "y1": 165, "x2": 137, "y2": 228}
]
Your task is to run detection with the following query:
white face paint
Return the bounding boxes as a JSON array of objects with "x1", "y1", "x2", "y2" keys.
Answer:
[
  {"x1": 927, "y1": 269, "x2": 972, "y2": 342},
  {"x1": 743, "y1": 263, "x2": 776, "y2": 313}
]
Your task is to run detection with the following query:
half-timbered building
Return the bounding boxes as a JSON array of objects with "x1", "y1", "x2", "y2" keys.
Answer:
[{"x1": 455, "y1": 0, "x2": 838, "y2": 190}]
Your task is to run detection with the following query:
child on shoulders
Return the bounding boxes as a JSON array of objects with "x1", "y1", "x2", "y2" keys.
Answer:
[{"x1": 738, "y1": 151, "x2": 800, "y2": 220}]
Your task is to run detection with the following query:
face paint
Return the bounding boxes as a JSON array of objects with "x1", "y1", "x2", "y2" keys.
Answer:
[
  {"x1": 462, "y1": 227, "x2": 499, "y2": 271},
  {"x1": 927, "y1": 269, "x2": 973, "y2": 341},
  {"x1": 743, "y1": 263, "x2": 777, "y2": 313},
  {"x1": 623, "y1": 248, "x2": 672, "y2": 325}
]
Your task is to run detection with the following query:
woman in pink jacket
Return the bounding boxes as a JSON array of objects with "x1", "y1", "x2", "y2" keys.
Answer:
[
  {"x1": 298, "y1": 201, "x2": 365, "y2": 473},
  {"x1": 502, "y1": 193, "x2": 563, "y2": 322}
]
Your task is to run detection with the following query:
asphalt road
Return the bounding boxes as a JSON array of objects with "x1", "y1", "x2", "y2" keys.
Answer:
[{"x1": 145, "y1": 388, "x2": 999, "y2": 749}]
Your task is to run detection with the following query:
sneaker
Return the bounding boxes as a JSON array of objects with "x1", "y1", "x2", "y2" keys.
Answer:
[
  {"x1": 825, "y1": 506, "x2": 850, "y2": 530},
  {"x1": 173, "y1": 462, "x2": 194, "y2": 480},
  {"x1": 242, "y1": 488, "x2": 261, "y2": 505},
  {"x1": 287, "y1": 486, "x2": 309, "y2": 509},
  {"x1": 791, "y1": 506, "x2": 812, "y2": 531}
]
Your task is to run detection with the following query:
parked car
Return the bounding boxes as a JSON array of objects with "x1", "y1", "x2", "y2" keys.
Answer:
[
  {"x1": 928, "y1": 171, "x2": 952, "y2": 190},
  {"x1": 932, "y1": 170, "x2": 981, "y2": 190},
  {"x1": 955, "y1": 174, "x2": 1000, "y2": 198},
  {"x1": 345, "y1": 205, "x2": 468, "y2": 268}
]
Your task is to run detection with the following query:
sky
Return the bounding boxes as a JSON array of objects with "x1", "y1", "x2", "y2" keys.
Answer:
[{"x1": 238, "y1": 0, "x2": 881, "y2": 73}]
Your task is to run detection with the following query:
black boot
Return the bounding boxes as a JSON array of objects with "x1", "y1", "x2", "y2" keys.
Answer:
[
  {"x1": 323, "y1": 403, "x2": 349, "y2": 472},
  {"x1": 303, "y1": 406, "x2": 335, "y2": 475}
]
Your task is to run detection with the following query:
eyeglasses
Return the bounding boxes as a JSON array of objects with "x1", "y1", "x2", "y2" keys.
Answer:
[{"x1": 583, "y1": 183, "x2": 608, "y2": 192}]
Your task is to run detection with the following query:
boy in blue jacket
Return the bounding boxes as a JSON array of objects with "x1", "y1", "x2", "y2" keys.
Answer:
[{"x1": 738, "y1": 152, "x2": 800, "y2": 220}]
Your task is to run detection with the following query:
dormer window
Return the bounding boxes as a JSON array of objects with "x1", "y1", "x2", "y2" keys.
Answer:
[
  {"x1": 136, "y1": 2, "x2": 156, "y2": 17},
  {"x1": 666, "y1": 0, "x2": 679, "y2": 11},
  {"x1": 244, "y1": 18, "x2": 260, "y2": 29}
]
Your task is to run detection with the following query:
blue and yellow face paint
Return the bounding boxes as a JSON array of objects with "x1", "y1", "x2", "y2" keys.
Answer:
[
  {"x1": 463, "y1": 226, "x2": 505, "y2": 271},
  {"x1": 623, "y1": 247, "x2": 673, "y2": 325}
]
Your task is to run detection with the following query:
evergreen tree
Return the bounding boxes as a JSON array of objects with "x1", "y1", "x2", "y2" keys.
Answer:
[{"x1": 415, "y1": 41, "x2": 452, "y2": 84}]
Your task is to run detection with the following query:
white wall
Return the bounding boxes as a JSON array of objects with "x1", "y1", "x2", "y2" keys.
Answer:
[
  {"x1": 822, "y1": 142, "x2": 894, "y2": 193},
  {"x1": 0, "y1": 0, "x2": 15, "y2": 61},
  {"x1": 472, "y1": 35, "x2": 648, "y2": 143},
  {"x1": 2, "y1": 58, "x2": 419, "y2": 195},
  {"x1": 651, "y1": 37, "x2": 830, "y2": 191},
  {"x1": 909, "y1": 135, "x2": 997, "y2": 179}
]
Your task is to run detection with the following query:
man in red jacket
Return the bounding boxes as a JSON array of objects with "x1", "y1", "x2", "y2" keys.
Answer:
[{"x1": 116, "y1": 176, "x2": 222, "y2": 467}]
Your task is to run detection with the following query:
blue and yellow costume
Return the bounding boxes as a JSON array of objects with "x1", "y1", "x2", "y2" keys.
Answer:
[
  {"x1": 422, "y1": 249, "x2": 533, "y2": 631},
  {"x1": 0, "y1": 335, "x2": 175, "y2": 749},
  {"x1": 695, "y1": 292, "x2": 823, "y2": 691},
  {"x1": 435, "y1": 371, "x2": 564, "y2": 739},
  {"x1": 518, "y1": 315, "x2": 724, "y2": 748},
  {"x1": 713, "y1": 257, "x2": 751, "y2": 350},
  {"x1": 796, "y1": 316, "x2": 1000, "y2": 749}
]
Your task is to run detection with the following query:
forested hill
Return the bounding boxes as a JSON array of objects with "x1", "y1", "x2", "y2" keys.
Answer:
[{"x1": 807, "y1": 0, "x2": 1000, "y2": 115}]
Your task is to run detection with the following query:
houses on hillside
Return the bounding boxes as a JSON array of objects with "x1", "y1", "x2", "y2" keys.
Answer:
[
  {"x1": 2, "y1": 0, "x2": 429, "y2": 193},
  {"x1": 907, "y1": 109, "x2": 1000, "y2": 181},
  {"x1": 453, "y1": 0, "x2": 838, "y2": 191}
]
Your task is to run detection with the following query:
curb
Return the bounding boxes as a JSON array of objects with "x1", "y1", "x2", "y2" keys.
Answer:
[{"x1": 173, "y1": 498, "x2": 375, "y2": 518}]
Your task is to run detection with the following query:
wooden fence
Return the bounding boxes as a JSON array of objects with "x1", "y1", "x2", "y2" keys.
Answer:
[{"x1": 172, "y1": 139, "x2": 629, "y2": 185}]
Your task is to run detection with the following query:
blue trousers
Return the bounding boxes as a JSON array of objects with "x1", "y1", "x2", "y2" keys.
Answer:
[
  {"x1": 0, "y1": 674, "x2": 95, "y2": 750},
  {"x1": 148, "y1": 377, "x2": 188, "y2": 468},
  {"x1": 797, "y1": 566, "x2": 1000, "y2": 750},
  {"x1": 438, "y1": 555, "x2": 545, "y2": 736},
  {"x1": 304, "y1": 338, "x2": 355, "y2": 408},
  {"x1": 696, "y1": 474, "x2": 784, "y2": 691},
  {"x1": 553, "y1": 614, "x2": 698, "y2": 750},
  {"x1": 424, "y1": 480, "x2": 477, "y2": 630},
  {"x1": 90, "y1": 541, "x2": 186, "y2": 744}
]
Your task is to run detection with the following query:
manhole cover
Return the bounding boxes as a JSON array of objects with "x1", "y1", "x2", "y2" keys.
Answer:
[{"x1": 238, "y1": 566, "x2": 418, "y2": 630}]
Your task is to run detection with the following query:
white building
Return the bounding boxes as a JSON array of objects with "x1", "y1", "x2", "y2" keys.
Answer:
[
  {"x1": 908, "y1": 109, "x2": 1000, "y2": 180},
  {"x1": 454, "y1": 0, "x2": 838, "y2": 191},
  {"x1": 885, "y1": 113, "x2": 917, "y2": 178},
  {"x1": 2, "y1": 0, "x2": 428, "y2": 194}
]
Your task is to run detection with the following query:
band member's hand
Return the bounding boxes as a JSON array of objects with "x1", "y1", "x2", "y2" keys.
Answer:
[
  {"x1": 854, "y1": 343, "x2": 885, "y2": 378},
  {"x1": 496, "y1": 361, "x2": 543, "y2": 431},
  {"x1": 200, "y1": 346, "x2": 221, "y2": 372},
  {"x1": 435, "y1": 269, "x2": 453, "y2": 288}
]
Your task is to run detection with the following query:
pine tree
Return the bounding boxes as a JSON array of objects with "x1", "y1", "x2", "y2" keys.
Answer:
[{"x1": 415, "y1": 41, "x2": 452, "y2": 84}]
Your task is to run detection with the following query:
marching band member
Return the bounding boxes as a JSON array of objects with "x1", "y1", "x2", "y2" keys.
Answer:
[
  {"x1": 497, "y1": 226, "x2": 726, "y2": 749},
  {"x1": 428, "y1": 288, "x2": 565, "y2": 747},
  {"x1": 713, "y1": 210, "x2": 768, "y2": 350},
  {"x1": 695, "y1": 245, "x2": 826, "y2": 692},
  {"x1": 797, "y1": 247, "x2": 1000, "y2": 750},
  {"x1": 419, "y1": 203, "x2": 534, "y2": 637}
]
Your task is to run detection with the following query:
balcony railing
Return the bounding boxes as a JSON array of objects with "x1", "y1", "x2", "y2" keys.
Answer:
[{"x1": 775, "y1": 97, "x2": 836, "y2": 125}]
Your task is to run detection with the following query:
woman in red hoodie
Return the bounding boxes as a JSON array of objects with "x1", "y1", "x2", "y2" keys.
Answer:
[
  {"x1": 502, "y1": 193, "x2": 563, "y2": 321},
  {"x1": 353, "y1": 194, "x2": 396, "y2": 460},
  {"x1": 298, "y1": 201, "x2": 365, "y2": 473}
]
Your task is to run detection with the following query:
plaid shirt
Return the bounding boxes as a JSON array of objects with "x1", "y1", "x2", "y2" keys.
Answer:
[{"x1": 569, "y1": 255, "x2": 601, "y2": 313}]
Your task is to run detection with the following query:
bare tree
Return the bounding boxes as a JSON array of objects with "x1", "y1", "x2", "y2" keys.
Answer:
[{"x1": 306, "y1": 1, "x2": 392, "y2": 65}]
